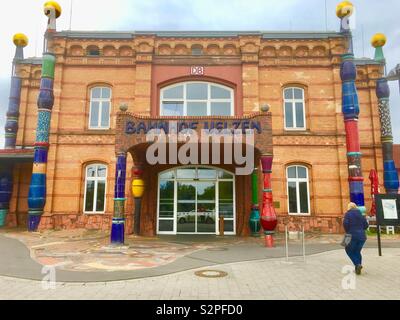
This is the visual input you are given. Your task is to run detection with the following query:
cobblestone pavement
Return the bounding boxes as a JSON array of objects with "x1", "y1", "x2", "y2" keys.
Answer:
[{"x1": 1, "y1": 248, "x2": 399, "y2": 300}]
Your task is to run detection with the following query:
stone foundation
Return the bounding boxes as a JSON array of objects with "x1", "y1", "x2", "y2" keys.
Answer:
[
  {"x1": 4, "y1": 213, "x2": 345, "y2": 235},
  {"x1": 276, "y1": 215, "x2": 344, "y2": 234}
]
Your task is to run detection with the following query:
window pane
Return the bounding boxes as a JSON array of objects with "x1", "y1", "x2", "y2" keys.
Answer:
[
  {"x1": 223, "y1": 220, "x2": 234, "y2": 233},
  {"x1": 198, "y1": 168, "x2": 217, "y2": 179},
  {"x1": 87, "y1": 166, "x2": 96, "y2": 178},
  {"x1": 159, "y1": 180, "x2": 174, "y2": 218},
  {"x1": 159, "y1": 220, "x2": 174, "y2": 232},
  {"x1": 177, "y1": 182, "x2": 196, "y2": 200},
  {"x1": 285, "y1": 102, "x2": 294, "y2": 128},
  {"x1": 90, "y1": 102, "x2": 100, "y2": 127},
  {"x1": 187, "y1": 83, "x2": 208, "y2": 100},
  {"x1": 159, "y1": 181, "x2": 174, "y2": 200},
  {"x1": 85, "y1": 181, "x2": 95, "y2": 212},
  {"x1": 299, "y1": 182, "x2": 309, "y2": 213},
  {"x1": 295, "y1": 102, "x2": 305, "y2": 128},
  {"x1": 101, "y1": 102, "x2": 110, "y2": 127},
  {"x1": 197, "y1": 182, "x2": 216, "y2": 202},
  {"x1": 284, "y1": 88, "x2": 293, "y2": 99},
  {"x1": 210, "y1": 102, "x2": 232, "y2": 116},
  {"x1": 297, "y1": 167, "x2": 307, "y2": 179},
  {"x1": 159, "y1": 203, "x2": 174, "y2": 218},
  {"x1": 294, "y1": 88, "x2": 304, "y2": 99},
  {"x1": 163, "y1": 85, "x2": 184, "y2": 99},
  {"x1": 287, "y1": 167, "x2": 297, "y2": 179},
  {"x1": 187, "y1": 102, "x2": 207, "y2": 116},
  {"x1": 101, "y1": 88, "x2": 111, "y2": 99},
  {"x1": 177, "y1": 168, "x2": 196, "y2": 179},
  {"x1": 162, "y1": 102, "x2": 184, "y2": 116},
  {"x1": 211, "y1": 86, "x2": 231, "y2": 99},
  {"x1": 160, "y1": 171, "x2": 175, "y2": 179},
  {"x1": 91, "y1": 88, "x2": 101, "y2": 99},
  {"x1": 219, "y1": 181, "x2": 234, "y2": 218},
  {"x1": 97, "y1": 166, "x2": 107, "y2": 178},
  {"x1": 288, "y1": 181, "x2": 298, "y2": 213},
  {"x1": 218, "y1": 170, "x2": 233, "y2": 179},
  {"x1": 96, "y1": 181, "x2": 106, "y2": 212}
]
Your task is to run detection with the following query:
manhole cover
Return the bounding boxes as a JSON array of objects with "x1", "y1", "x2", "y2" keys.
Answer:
[
  {"x1": 207, "y1": 247, "x2": 228, "y2": 252},
  {"x1": 195, "y1": 270, "x2": 228, "y2": 278}
]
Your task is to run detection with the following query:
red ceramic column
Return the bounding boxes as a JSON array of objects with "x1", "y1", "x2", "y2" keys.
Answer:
[{"x1": 260, "y1": 155, "x2": 278, "y2": 247}]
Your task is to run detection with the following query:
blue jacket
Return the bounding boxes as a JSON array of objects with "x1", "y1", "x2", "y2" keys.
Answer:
[{"x1": 343, "y1": 209, "x2": 369, "y2": 241}]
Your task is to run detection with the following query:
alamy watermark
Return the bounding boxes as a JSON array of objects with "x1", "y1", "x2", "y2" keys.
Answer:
[{"x1": 144, "y1": 121, "x2": 256, "y2": 175}]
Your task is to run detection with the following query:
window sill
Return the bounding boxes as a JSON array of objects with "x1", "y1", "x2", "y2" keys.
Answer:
[{"x1": 83, "y1": 212, "x2": 106, "y2": 215}]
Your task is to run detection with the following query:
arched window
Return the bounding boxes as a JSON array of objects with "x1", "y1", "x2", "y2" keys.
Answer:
[
  {"x1": 160, "y1": 82, "x2": 234, "y2": 117},
  {"x1": 89, "y1": 87, "x2": 111, "y2": 129},
  {"x1": 87, "y1": 45, "x2": 100, "y2": 56},
  {"x1": 287, "y1": 165, "x2": 310, "y2": 215},
  {"x1": 84, "y1": 164, "x2": 107, "y2": 213},
  {"x1": 284, "y1": 87, "x2": 306, "y2": 130}
]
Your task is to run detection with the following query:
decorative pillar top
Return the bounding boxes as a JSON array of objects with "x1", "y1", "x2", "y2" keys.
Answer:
[
  {"x1": 371, "y1": 33, "x2": 387, "y2": 62},
  {"x1": 336, "y1": 1, "x2": 354, "y2": 53},
  {"x1": 44, "y1": 1, "x2": 62, "y2": 32},
  {"x1": 12, "y1": 33, "x2": 28, "y2": 75}
]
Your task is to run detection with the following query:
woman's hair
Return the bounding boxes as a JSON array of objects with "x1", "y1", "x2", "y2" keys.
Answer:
[{"x1": 347, "y1": 202, "x2": 358, "y2": 211}]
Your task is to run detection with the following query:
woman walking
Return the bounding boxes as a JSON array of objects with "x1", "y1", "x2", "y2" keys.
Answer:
[{"x1": 343, "y1": 202, "x2": 369, "y2": 275}]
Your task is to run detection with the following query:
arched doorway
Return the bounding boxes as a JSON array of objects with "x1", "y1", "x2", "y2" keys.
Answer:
[{"x1": 157, "y1": 166, "x2": 236, "y2": 235}]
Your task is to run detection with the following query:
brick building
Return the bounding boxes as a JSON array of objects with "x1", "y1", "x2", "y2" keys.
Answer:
[{"x1": 0, "y1": 30, "x2": 386, "y2": 235}]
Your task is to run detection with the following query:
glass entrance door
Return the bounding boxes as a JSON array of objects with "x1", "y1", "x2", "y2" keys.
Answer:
[
  {"x1": 157, "y1": 167, "x2": 235, "y2": 235},
  {"x1": 177, "y1": 181, "x2": 216, "y2": 234}
]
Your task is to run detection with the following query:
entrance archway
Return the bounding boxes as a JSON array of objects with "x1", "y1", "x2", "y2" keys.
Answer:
[{"x1": 157, "y1": 166, "x2": 235, "y2": 235}]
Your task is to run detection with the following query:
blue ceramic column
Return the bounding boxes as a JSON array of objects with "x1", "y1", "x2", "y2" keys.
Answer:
[
  {"x1": 111, "y1": 153, "x2": 127, "y2": 245},
  {"x1": 27, "y1": 2, "x2": 61, "y2": 231},
  {"x1": 0, "y1": 34, "x2": 28, "y2": 227}
]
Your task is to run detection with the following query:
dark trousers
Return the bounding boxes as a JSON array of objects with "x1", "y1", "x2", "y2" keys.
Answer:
[{"x1": 345, "y1": 239, "x2": 366, "y2": 266}]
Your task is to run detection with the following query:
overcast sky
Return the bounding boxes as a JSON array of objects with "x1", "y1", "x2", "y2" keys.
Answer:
[{"x1": 0, "y1": 0, "x2": 399, "y2": 145}]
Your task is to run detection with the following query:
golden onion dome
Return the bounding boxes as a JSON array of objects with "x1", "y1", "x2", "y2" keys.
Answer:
[
  {"x1": 336, "y1": 1, "x2": 354, "y2": 18},
  {"x1": 371, "y1": 33, "x2": 387, "y2": 48},
  {"x1": 13, "y1": 33, "x2": 29, "y2": 47},
  {"x1": 44, "y1": 1, "x2": 62, "y2": 18}
]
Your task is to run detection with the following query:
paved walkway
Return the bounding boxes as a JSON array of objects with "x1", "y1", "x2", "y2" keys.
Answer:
[
  {"x1": 1, "y1": 248, "x2": 399, "y2": 300},
  {"x1": 0, "y1": 229, "x2": 399, "y2": 282}
]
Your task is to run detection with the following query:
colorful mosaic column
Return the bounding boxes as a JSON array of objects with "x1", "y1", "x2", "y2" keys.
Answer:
[
  {"x1": 371, "y1": 34, "x2": 400, "y2": 195},
  {"x1": 111, "y1": 153, "x2": 127, "y2": 245},
  {"x1": 260, "y1": 155, "x2": 278, "y2": 247},
  {"x1": 340, "y1": 53, "x2": 366, "y2": 214},
  {"x1": 5, "y1": 34, "x2": 28, "y2": 149},
  {"x1": 27, "y1": 2, "x2": 61, "y2": 231},
  {"x1": 132, "y1": 166, "x2": 145, "y2": 236},
  {"x1": 375, "y1": 79, "x2": 399, "y2": 194},
  {"x1": 249, "y1": 169, "x2": 261, "y2": 236},
  {"x1": 0, "y1": 34, "x2": 28, "y2": 227}
]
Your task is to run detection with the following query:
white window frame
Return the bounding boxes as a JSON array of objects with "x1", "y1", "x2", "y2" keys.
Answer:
[
  {"x1": 89, "y1": 87, "x2": 111, "y2": 130},
  {"x1": 283, "y1": 87, "x2": 306, "y2": 131},
  {"x1": 156, "y1": 166, "x2": 236, "y2": 235},
  {"x1": 286, "y1": 165, "x2": 311, "y2": 216},
  {"x1": 160, "y1": 82, "x2": 234, "y2": 117},
  {"x1": 83, "y1": 164, "x2": 108, "y2": 214}
]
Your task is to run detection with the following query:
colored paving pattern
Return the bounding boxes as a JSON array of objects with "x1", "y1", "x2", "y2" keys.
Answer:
[{"x1": 1, "y1": 229, "x2": 246, "y2": 272}]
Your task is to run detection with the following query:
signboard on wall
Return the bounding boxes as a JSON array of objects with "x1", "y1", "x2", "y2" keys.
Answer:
[
  {"x1": 375, "y1": 194, "x2": 400, "y2": 226},
  {"x1": 190, "y1": 66, "x2": 205, "y2": 75}
]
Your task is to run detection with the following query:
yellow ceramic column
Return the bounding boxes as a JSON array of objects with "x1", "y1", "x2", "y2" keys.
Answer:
[{"x1": 131, "y1": 166, "x2": 145, "y2": 235}]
